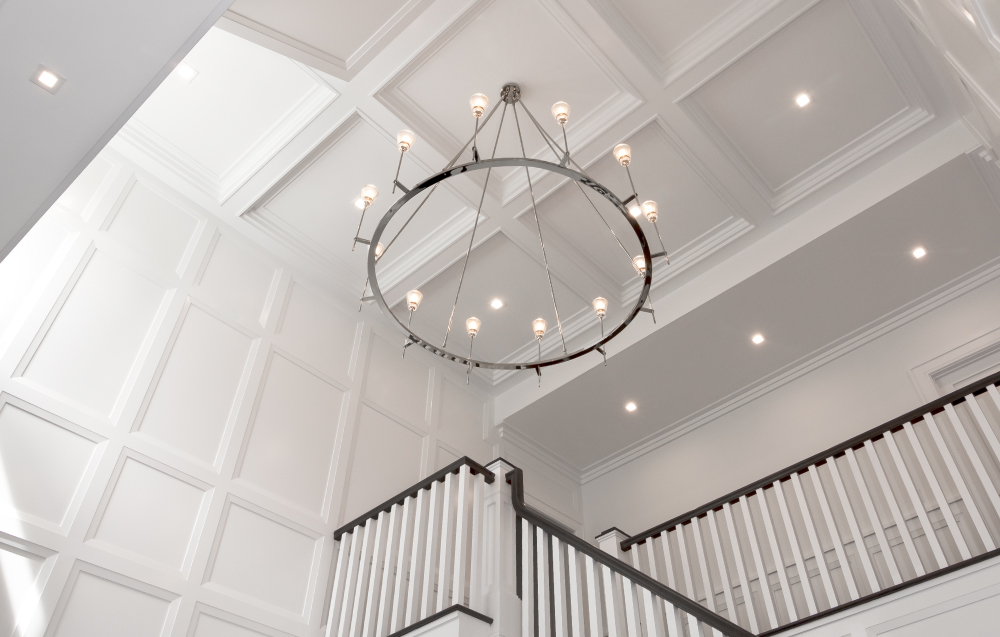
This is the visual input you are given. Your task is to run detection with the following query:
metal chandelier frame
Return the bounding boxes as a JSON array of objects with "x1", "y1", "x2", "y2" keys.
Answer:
[{"x1": 356, "y1": 84, "x2": 665, "y2": 379}]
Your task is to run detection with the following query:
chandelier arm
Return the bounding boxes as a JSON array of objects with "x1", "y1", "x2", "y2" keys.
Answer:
[
  {"x1": 391, "y1": 152, "x2": 404, "y2": 194},
  {"x1": 441, "y1": 101, "x2": 508, "y2": 349},
  {"x1": 513, "y1": 103, "x2": 568, "y2": 354},
  {"x1": 651, "y1": 219, "x2": 668, "y2": 261}
]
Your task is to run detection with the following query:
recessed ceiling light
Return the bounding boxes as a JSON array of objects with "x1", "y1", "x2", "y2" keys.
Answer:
[
  {"x1": 30, "y1": 65, "x2": 63, "y2": 93},
  {"x1": 751, "y1": 333, "x2": 765, "y2": 345},
  {"x1": 175, "y1": 62, "x2": 198, "y2": 83},
  {"x1": 490, "y1": 298, "x2": 504, "y2": 309},
  {"x1": 964, "y1": 8, "x2": 976, "y2": 24},
  {"x1": 625, "y1": 402, "x2": 637, "y2": 412},
  {"x1": 795, "y1": 93, "x2": 811, "y2": 108},
  {"x1": 912, "y1": 246, "x2": 926, "y2": 259}
]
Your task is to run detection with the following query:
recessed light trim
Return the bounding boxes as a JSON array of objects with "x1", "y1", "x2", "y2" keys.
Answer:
[
  {"x1": 795, "y1": 93, "x2": 811, "y2": 107},
  {"x1": 30, "y1": 65, "x2": 64, "y2": 93},
  {"x1": 490, "y1": 298, "x2": 504, "y2": 309},
  {"x1": 912, "y1": 246, "x2": 926, "y2": 259},
  {"x1": 625, "y1": 402, "x2": 637, "y2": 412},
  {"x1": 175, "y1": 62, "x2": 199, "y2": 83},
  {"x1": 751, "y1": 333, "x2": 765, "y2": 345}
]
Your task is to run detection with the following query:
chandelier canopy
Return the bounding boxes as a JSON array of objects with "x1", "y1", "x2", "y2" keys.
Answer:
[{"x1": 353, "y1": 84, "x2": 668, "y2": 384}]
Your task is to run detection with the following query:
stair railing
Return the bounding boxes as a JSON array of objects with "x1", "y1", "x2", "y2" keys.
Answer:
[
  {"x1": 508, "y1": 467, "x2": 754, "y2": 637},
  {"x1": 619, "y1": 370, "x2": 1000, "y2": 635}
]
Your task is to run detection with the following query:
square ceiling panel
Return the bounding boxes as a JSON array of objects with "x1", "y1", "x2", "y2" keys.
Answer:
[
  {"x1": 681, "y1": 0, "x2": 932, "y2": 211},
  {"x1": 224, "y1": 0, "x2": 430, "y2": 78},
  {"x1": 247, "y1": 114, "x2": 473, "y2": 283},
  {"x1": 376, "y1": 0, "x2": 641, "y2": 203},
  {"x1": 124, "y1": 28, "x2": 337, "y2": 202},
  {"x1": 399, "y1": 232, "x2": 587, "y2": 373},
  {"x1": 526, "y1": 119, "x2": 747, "y2": 291}
]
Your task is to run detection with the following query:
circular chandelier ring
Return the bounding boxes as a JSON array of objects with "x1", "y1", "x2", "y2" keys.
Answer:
[{"x1": 368, "y1": 156, "x2": 653, "y2": 371}]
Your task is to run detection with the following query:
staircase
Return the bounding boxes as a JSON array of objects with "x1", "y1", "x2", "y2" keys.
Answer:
[{"x1": 326, "y1": 371, "x2": 1000, "y2": 637}]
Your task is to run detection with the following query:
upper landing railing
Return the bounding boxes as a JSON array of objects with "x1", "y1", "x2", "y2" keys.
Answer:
[{"x1": 618, "y1": 370, "x2": 1000, "y2": 635}]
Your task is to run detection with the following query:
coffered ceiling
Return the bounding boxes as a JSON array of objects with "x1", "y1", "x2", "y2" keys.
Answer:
[{"x1": 102, "y1": 0, "x2": 1000, "y2": 473}]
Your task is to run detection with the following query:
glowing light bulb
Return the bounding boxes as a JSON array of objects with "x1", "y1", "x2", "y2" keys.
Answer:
[
  {"x1": 796, "y1": 93, "x2": 811, "y2": 107},
  {"x1": 373, "y1": 242, "x2": 385, "y2": 258},
  {"x1": 396, "y1": 129, "x2": 415, "y2": 152},
  {"x1": 912, "y1": 246, "x2": 926, "y2": 259},
  {"x1": 592, "y1": 297, "x2": 608, "y2": 318},
  {"x1": 490, "y1": 298, "x2": 504, "y2": 309},
  {"x1": 466, "y1": 317, "x2": 481, "y2": 337},
  {"x1": 626, "y1": 199, "x2": 642, "y2": 217},
  {"x1": 361, "y1": 184, "x2": 378, "y2": 205},
  {"x1": 613, "y1": 143, "x2": 632, "y2": 166},
  {"x1": 406, "y1": 290, "x2": 423, "y2": 311},
  {"x1": 470, "y1": 93, "x2": 489, "y2": 118},
  {"x1": 751, "y1": 333, "x2": 765, "y2": 345},
  {"x1": 641, "y1": 200, "x2": 658, "y2": 223},
  {"x1": 533, "y1": 318, "x2": 547, "y2": 339},
  {"x1": 633, "y1": 255, "x2": 646, "y2": 276},
  {"x1": 625, "y1": 402, "x2": 637, "y2": 412},
  {"x1": 551, "y1": 101, "x2": 570, "y2": 124}
]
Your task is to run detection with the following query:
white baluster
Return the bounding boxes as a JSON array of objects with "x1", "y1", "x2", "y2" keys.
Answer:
[
  {"x1": 862, "y1": 440, "x2": 925, "y2": 577},
  {"x1": 923, "y1": 413, "x2": 996, "y2": 551},
  {"x1": 584, "y1": 553, "x2": 604, "y2": 637},
  {"x1": 807, "y1": 465, "x2": 859, "y2": 600},
  {"x1": 363, "y1": 511, "x2": 391, "y2": 637},
  {"x1": 451, "y1": 467, "x2": 471, "y2": 608},
  {"x1": 522, "y1": 519, "x2": 535, "y2": 637},
  {"x1": 774, "y1": 479, "x2": 818, "y2": 615},
  {"x1": 646, "y1": 537, "x2": 682, "y2": 637},
  {"x1": 601, "y1": 562, "x2": 626, "y2": 637},
  {"x1": 789, "y1": 472, "x2": 837, "y2": 608},
  {"x1": 675, "y1": 525, "x2": 708, "y2": 637},
  {"x1": 437, "y1": 472, "x2": 458, "y2": 610},
  {"x1": 376, "y1": 503, "x2": 404, "y2": 637},
  {"x1": 755, "y1": 488, "x2": 797, "y2": 622},
  {"x1": 706, "y1": 510, "x2": 740, "y2": 628},
  {"x1": 723, "y1": 503, "x2": 759, "y2": 631},
  {"x1": 945, "y1": 403, "x2": 1000, "y2": 522},
  {"x1": 903, "y1": 421, "x2": 971, "y2": 560},
  {"x1": 350, "y1": 518, "x2": 378, "y2": 637},
  {"x1": 406, "y1": 488, "x2": 429, "y2": 625},
  {"x1": 967, "y1": 392, "x2": 1000, "y2": 463},
  {"x1": 327, "y1": 532, "x2": 353, "y2": 637},
  {"x1": 339, "y1": 525, "x2": 365, "y2": 637},
  {"x1": 883, "y1": 430, "x2": 947, "y2": 570},
  {"x1": 391, "y1": 496, "x2": 416, "y2": 632},
  {"x1": 537, "y1": 527, "x2": 551, "y2": 637},
  {"x1": 826, "y1": 456, "x2": 880, "y2": 593},
  {"x1": 844, "y1": 447, "x2": 902, "y2": 585},
  {"x1": 737, "y1": 495, "x2": 778, "y2": 629},
  {"x1": 566, "y1": 544, "x2": 586, "y2": 637},
  {"x1": 468, "y1": 471, "x2": 486, "y2": 612},
  {"x1": 421, "y1": 479, "x2": 444, "y2": 618},
  {"x1": 552, "y1": 537, "x2": 568, "y2": 637},
  {"x1": 621, "y1": 552, "x2": 643, "y2": 637},
  {"x1": 690, "y1": 516, "x2": 720, "y2": 617}
]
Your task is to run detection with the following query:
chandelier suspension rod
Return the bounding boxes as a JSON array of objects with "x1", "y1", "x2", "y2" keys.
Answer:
[
  {"x1": 441, "y1": 101, "x2": 509, "y2": 349},
  {"x1": 379, "y1": 100, "x2": 504, "y2": 261},
  {"x1": 513, "y1": 102, "x2": 568, "y2": 354}
]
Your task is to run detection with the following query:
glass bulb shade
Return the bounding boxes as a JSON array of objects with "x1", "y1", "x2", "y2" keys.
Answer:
[
  {"x1": 361, "y1": 184, "x2": 378, "y2": 204},
  {"x1": 633, "y1": 255, "x2": 646, "y2": 275},
  {"x1": 373, "y1": 242, "x2": 385, "y2": 258},
  {"x1": 396, "y1": 129, "x2": 415, "y2": 151},
  {"x1": 406, "y1": 289, "x2": 423, "y2": 311},
  {"x1": 466, "y1": 316, "x2": 481, "y2": 337},
  {"x1": 592, "y1": 297, "x2": 608, "y2": 318},
  {"x1": 613, "y1": 143, "x2": 632, "y2": 166},
  {"x1": 626, "y1": 199, "x2": 642, "y2": 217},
  {"x1": 470, "y1": 93, "x2": 489, "y2": 118},
  {"x1": 551, "y1": 101, "x2": 570, "y2": 124},
  {"x1": 641, "y1": 200, "x2": 658, "y2": 223},
  {"x1": 532, "y1": 317, "x2": 547, "y2": 339}
]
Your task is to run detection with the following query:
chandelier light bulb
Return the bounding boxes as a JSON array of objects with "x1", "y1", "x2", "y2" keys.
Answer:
[
  {"x1": 396, "y1": 129, "x2": 415, "y2": 152},
  {"x1": 361, "y1": 184, "x2": 378, "y2": 205},
  {"x1": 626, "y1": 199, "x2": 642, "y2": 217},
  {"x1": 406, "y1": 289, "x2": 423, "y2": 311},
  {"x1": 470, "y1": 93, "x2": 489, "y2": 118},
  {"x1": 641, "y1": 200, "x2": 658, "y2": 223},
  {"x1": 551, "y1": 101, "x2": 570, "y2": 125},
  {"x1": 592, "y1": 297, "x2": 608, "y2": 318},
  {"x1": 633, "y1": 255, "x2": 646, "y2": 276},
  {"x1": 533, "y1": 318, "x2": 547, "y2": 339},
  {"x1": 466, "y1": 317, "x2": 481, "y2": 337},
  {"x1": 613, "y1": 143, "x2": 632, "y2": 166},
  {"x1": 373, "y1": 242, "x2": 385, "y2": 258}
]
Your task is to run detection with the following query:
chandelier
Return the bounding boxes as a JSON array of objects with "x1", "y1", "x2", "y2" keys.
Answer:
[{"x1": 353, "y1": 84, "x2": 668, "y2": 384}]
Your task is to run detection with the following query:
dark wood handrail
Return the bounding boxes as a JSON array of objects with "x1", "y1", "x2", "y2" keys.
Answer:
[
  {"x1": 507, "y1": 468, "x2": 755, "y2": 637},
  {"x1": 334, "y1": 456, "x2": 494, "y2": 541},
  {"x1": 621, "y1": 369, "x2": 1000, "y2": 550}
]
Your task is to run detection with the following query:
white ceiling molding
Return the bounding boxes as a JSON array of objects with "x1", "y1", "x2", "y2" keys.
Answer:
[
  {"x1": 909, "y1": 325, "x2": 1000, "y2": 401},
  {"x1": 117, "y1": 61, "x2": 337, "y2": 205},
  {"x1": 586, "y1": 0, "x2": 785, "y2": 87},
  {"x1": 679, "y1": 0, "x2": 935, "y2": 213},
  {"x1": 373, "y1": 0, "x2": 642, "y2": 206},
  {"x1": 217, "y1": 0, "x2": 435, "y2": 81}
]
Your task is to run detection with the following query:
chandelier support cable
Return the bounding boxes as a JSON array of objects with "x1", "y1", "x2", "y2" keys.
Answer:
[
  {"x1": 392, "y1": 152, "x2": 404, "y2": 194},
  {"x1": 442, "y1": 101, "x2": 508, "y2": 349},
  {"x1": 519, "y1": 102, "x2": 567, "y2": 158},
  {"x1": 514, "y1": 103, "x2": 567, "y2": 354}
]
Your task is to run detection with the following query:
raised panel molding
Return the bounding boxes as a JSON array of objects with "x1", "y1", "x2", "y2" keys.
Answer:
[{"x1": 679, "y1": 0, "x2": 935, "y2": 213}]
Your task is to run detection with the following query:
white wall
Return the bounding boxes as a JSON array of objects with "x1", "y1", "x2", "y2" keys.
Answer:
[
  {"x1": 582, "y1": 264, "x2": 1000, "y2": 540},
  {"x1": 0, "y1": 149, "x2": 518, "y2": 637}
]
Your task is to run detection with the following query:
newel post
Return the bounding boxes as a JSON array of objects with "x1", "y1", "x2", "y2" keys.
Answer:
[{"x1": 483, "y1": 458, "x2": 522, "y2": 637}]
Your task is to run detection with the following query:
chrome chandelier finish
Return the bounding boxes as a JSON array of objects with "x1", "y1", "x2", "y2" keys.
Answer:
[{"x1": 355, "y1": 83, "x2": 668, "y2": 378}]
